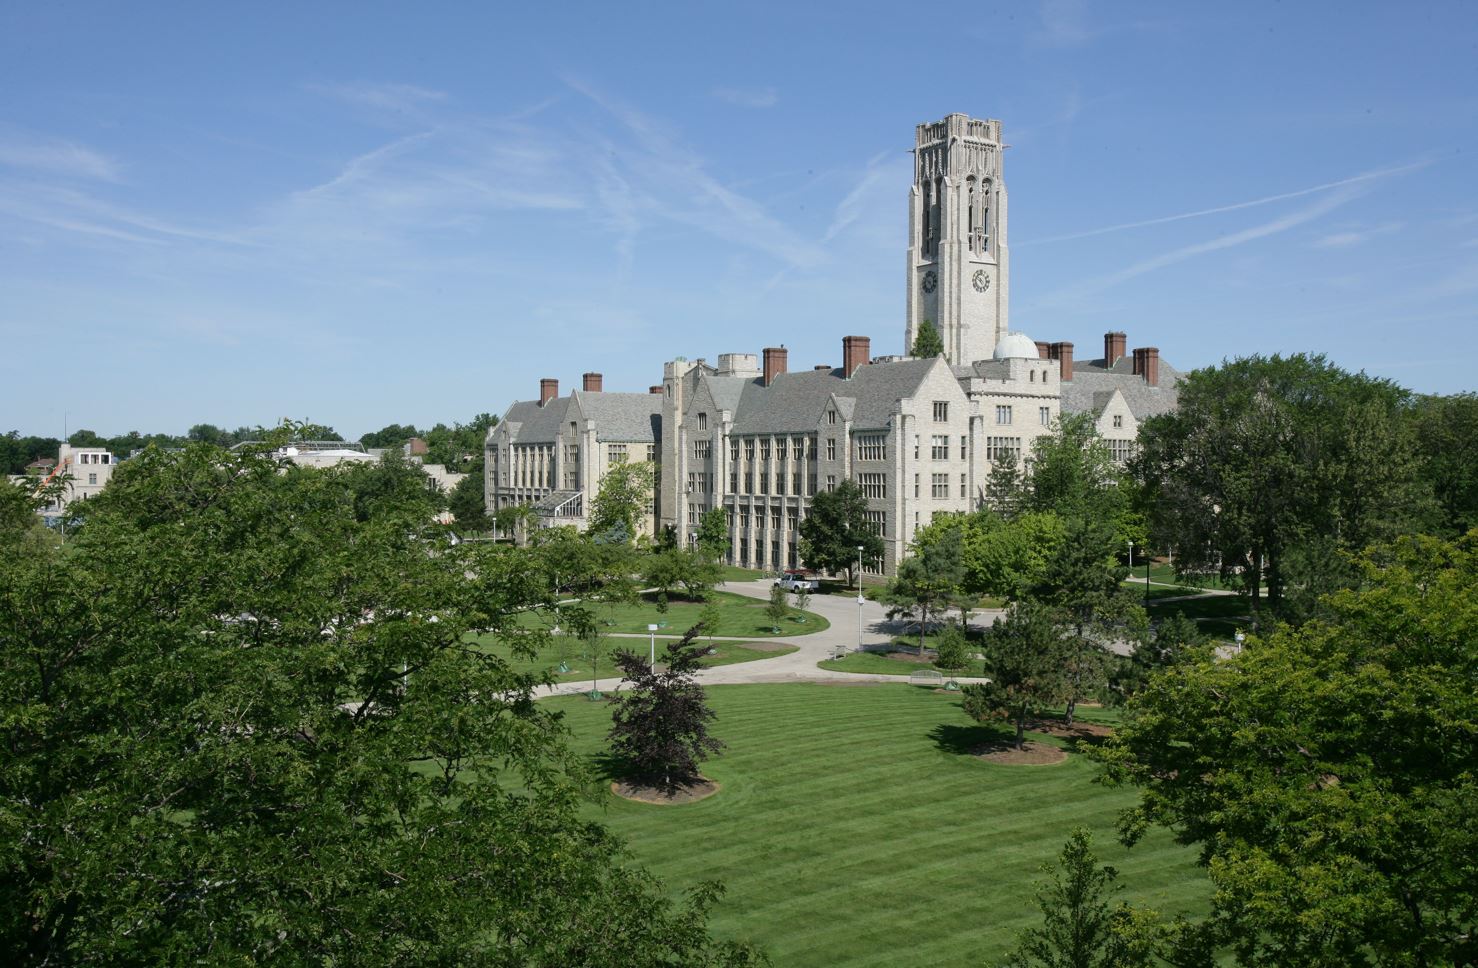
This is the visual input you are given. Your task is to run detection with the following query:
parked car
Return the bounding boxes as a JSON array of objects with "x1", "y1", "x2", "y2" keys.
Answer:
[{"x1": 774, "y1": 570, "x2": 819, "y2": 592}]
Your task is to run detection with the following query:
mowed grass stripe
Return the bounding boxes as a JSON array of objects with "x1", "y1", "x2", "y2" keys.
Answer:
[{"x1": 547, "y1": 685, "x2": 1208, "y2": 966}]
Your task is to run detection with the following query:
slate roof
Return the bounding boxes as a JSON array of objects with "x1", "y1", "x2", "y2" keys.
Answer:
[
  {"x1": 571, "y1": 391, "x2": 661, "y2": 442},
  {"x1": 498, "y1": 396, "x2": 571, "y2": 445},
  {"x1": 725, "y1": 358, "x2": 939, "y2": 434},
  {"x1": 1061, "y1": 357, "x2": 1183, "y2": 421}
]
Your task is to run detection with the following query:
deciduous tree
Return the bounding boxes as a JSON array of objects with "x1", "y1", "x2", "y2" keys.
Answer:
[
  {"x1": 797, "y1": 478, "x2": 883, "y2": 586},
  {"x1": 608, "y1": 627, "x2": 725, "y2": 793}
]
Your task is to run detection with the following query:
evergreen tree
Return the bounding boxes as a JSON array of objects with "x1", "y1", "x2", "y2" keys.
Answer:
[
  {"x1": 962, "y1": 600, "x2": 1070, "y2": 748},
  {"x1": 912, "y1": 318, "x2": 945, "y2": 358}
]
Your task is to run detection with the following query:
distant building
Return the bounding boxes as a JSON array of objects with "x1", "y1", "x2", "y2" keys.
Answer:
[{"x1": 486, "y1": 373, "x2": 662, "y2": 536}]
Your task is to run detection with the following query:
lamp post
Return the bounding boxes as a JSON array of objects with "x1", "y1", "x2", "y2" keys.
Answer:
[
  {"x1": 1234, "y1": 630, "x2": 1245, "y2": 655},
  {"x1": 647, "y1": 623, "x2": 660, "y2": 670},
  {"x1": 855, "y1": 544, "x2": 865, "y2": 655}
]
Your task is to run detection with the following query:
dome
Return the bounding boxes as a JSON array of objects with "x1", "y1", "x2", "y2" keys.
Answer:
[{"x1": 993, "y1": 332, "x2": 1040, "y2": 360}]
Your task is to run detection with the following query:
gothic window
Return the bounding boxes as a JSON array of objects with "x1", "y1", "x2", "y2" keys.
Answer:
[{"x1": 697, "y1": 413, "x2": 708, "y2": 431}]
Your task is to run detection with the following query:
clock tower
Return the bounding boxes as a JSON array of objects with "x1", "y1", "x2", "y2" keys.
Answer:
[{"x1": 904, "y1": 114, "x2": 1009, "y2": 364}]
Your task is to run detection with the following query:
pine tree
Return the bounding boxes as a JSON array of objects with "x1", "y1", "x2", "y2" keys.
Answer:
[{"x1": 912, "y1": 318, "x2": 945, "y2": 358}]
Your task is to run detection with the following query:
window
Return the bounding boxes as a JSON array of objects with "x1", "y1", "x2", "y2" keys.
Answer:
[
  {"x1": 960, "y1": 435, "x2": 967, "y2": 456},
  {"x1": 913, "y1": 435, "x2": 920, "y2": 460},
  {"x1": 860, "y1": 473, "x2": 886, "y2": 499},
  {"x1": 776, "y1": 438, "x2": 787, "y2": 460},
  {"x1": 730, "y1": 472, "x2": 738, "y2": 492},
  {"x1": 960, "y1": 474, "x2": 967, "y2": 498},
  {"x1": 855, "y1": 434, "x2": 885, "y2": 461},
  {"x1": 827, "y1": 439, "x2": 836, "y2": 461},
  {"x1": 1109, "y1": 439, "x2": 1138, "y2": 463},
  {"x1": 792, "y1": 437, "x2": 805, "y2": 460},
  {"x1": 931, "y1": 435, "x2": 949, "y2": 460},
  {"x1": 933, "y1": 401, "x2": 949, "y2": 421},
  {"x1": 787, "y1": 512, "x2": 797, "y2": 532},
  {"x1": 826, "y1": 475, "x2": 837, "y2": 491},
  {"x1": 743, "y1": 472, "x2": 753, "y2": 493},
  {"x1": 828, "y1": 410, "x2": 838, "y2": 425},
  {"x1": 740, "y1": 509, "x2": 751, "y2": 529},
  {"x1": 693, "y1": 439, "x2": 711, "y2": 460},
  {"x1": 996, "y1": 405, "x2": 1013, "y2": 425},
  {"x1": 931, "y1": 473, "x2": 949, "y2": 498},
  {"x1": 608, "y1": 443, "x2": 628, "y2": 463},
  {"x1": 771, "y1": 511, "x2": 781, "y2": 531},
  {"x1": 730, "y1": 440, "x2": 740, "y2": 463},
  {"x1": 745, "y1": 439, "x2": 755, "y2": 461},
  {"x1": 864, "y1": 510, "x2": 886, "y2": 536},
  {"x1": 761, "y1": 439, "x2": 771, "y2": 460},
  {"x1": 88, "y1": 473, "x2": 97, "y2": 485},
  {"x1": 759, "y1": 471, "x2": 769, "y2": 494},
  {"x1": 1039, "y1": 407, "x2": 1051, "y2": 427},
  {"x1": 985, "y1": 436, "x2": 1023, "y2": 461},
  {"x1": 808, "y1": 474, "x2": 817, "y2": 495},
  {"x1": 775, "y1": 474, "x2": 786, "y2": 495},
  {"x1": 647, "y1": 444, "x2": 657, "y2": 462},
  {"x1": 697, "y1": 412, "x2": 708, "y2": 431},
  {"x1": 914, "y1": 473, "x2": 920, "y2": 497},
  {"x1": 792, "y1": 472, "x2": 802, "y2": 494},
  {"x1": 1112, "y1": 414, "x2": 1123, "y2": 429}
]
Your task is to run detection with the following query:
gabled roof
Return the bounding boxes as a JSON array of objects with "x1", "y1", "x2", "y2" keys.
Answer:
[
  {"x1": 571, "y1": 391, "x2": 661, "y2": 442},
  {"x1": 726, "y1": 358, "x2": 940, "y2": 434},
  {"x1": 498, "y1": 396, "x2": 572, "y2": 445},
  {"x1": 1061, "y1": 356, "x2": 1183, "y2": 422}
]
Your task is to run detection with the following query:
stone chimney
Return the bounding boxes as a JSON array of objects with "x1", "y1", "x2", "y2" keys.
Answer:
[
  {"x1": 539, "y1": 378, "x2": 559, "y2": 406},
  {"x1": 842, "y1": 335, "x2": 871, "y2": 378},
  {"x1": 648, "y1": 385, "x2": 663, "y2": 394},
  {"x1": 1134, "y1": 347, "x2": 1160, "y2": 386},
  {"x1": 1051, "y1": 341, "x2": 1075, "y2": 383},
  {"x1": 1104, "y1": 331, "x2": 1127, "y2": 368},
  {"x1": 1035, "y1": 340, "x2": 1052, "y2": 360},
  {"x1": 582, "y1": 372, "x2": 603, "y2": 392},
  {"x1": 763, "y1": 346, "x2": 788, "y2": 387}
]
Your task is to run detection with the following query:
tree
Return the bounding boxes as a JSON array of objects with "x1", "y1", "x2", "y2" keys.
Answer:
[
  {"x1": 961, "y1": 601, "x2": 1070, "y2": 748},
  {"x1": 1134, "y1": 354, "x2": 1433, "y2": 624},
  {"x1": 985, "y1": 449, "x2": 1025, "y2": 517},
  {"x1": 1098, "y1": 531, "x2": 1478, "y2": 966},
  {"x1": 933, "y1": 622, "x2": 971, "y2": 673},
  {"x1": 496, "y1": 502, "x2": 539, "y2": 545},
  {"x1": 881, "y1": 528, "x2": 965, "y2": 653},
  {"x1": 1000, "y1": 828, "x2": 1161, "y2": 968},
  {"x1": 698, "y1": 596, "x2": 722, "y2": 649},
  {"x1": 797, "y1": 478, "x2": 883, "y2": 586},
  {"x1": 186, "y1": 423, "x2": 232, "y2": 447},
  {"x1": 1409, "y1": 392, "x2": 1478, "y2": 536},
  {"x1": 793, "y1": 585, "x2": 812, "y2": 616},
  {"x1": 766, "y1": 583, "x2": 789, "y2": 632},
  {"x1": 912, "y1": 318, "x2": 945, "y2": 358},
  {"x1": 588, "y1": 460, "x2": 656, "y2": 543},
  {"x1": 448, "y1": 466, "x2": 492, "y2": 532},
  {"x1": 608, "y1": 627, "x2": 725, "y2": 793},
  {"x1": 696, "y1": 507, "x2": 731, "y2": 559},
  {"x1": 1020, "y1": 411, "x2": 1129, "y2": 531},
  {"x1": 1031, "y1": 516, "x2": 1147, "y2": 724},
  {"x1": 0, "y1": 440, "x2": 762, "y2": 965}
]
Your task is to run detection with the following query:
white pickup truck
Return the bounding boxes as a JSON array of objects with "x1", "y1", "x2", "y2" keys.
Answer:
[{"x1": 773, "y1": 571, "x2": 819, "y2": 593}]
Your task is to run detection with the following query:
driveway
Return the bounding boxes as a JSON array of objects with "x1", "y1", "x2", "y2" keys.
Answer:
[{"x1": 539, "y1": 579, "x2": 998, "y2": 698}]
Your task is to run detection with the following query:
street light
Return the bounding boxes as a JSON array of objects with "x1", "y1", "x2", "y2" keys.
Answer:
[
  {"x1": 856, "y1": 544, "x2": 865, "y2": 654},
  {"x1": 647, "y1": 623, "x2": 660, "y2": 670},
  {"x1": 1234, "y1": 630, "x2": 1246, "y2": 655}
]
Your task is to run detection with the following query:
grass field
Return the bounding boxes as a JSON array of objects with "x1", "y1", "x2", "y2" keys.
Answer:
[
  {"x1": 550, "y1": 684, "x2": 1209, "y2": 966},
  {"x1": 515, "y1": 590, "x2": 829, "y2": 638},
  {"x1": 817, "y1": 648, "x2": 984, "y2": 678},
  {"x1": 472, "y1": 635, "x2": 798, "y2": 683}
]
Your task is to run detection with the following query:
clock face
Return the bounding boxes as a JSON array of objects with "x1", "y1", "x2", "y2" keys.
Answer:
[
  {"x1": 972, "y1": 269, "x2": 990, "y2": 293},
  {"x1": 921, "y1": 270, "x2": 938, "y2": 294}
]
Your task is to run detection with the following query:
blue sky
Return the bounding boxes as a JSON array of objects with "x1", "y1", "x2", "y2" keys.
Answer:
[{"x1": 2, "y1": 0, "x2": 1475, "y2": 438}]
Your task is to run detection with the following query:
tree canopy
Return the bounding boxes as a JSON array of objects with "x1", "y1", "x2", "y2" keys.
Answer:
[
  {"x1": 797, "y1": 478, "x2": 884, "y2": 584},
  {"x1": 0, "y1": 440, "x2": 760, "y2": 965},
  {"x1": 911, "y1": 319, "x2": 945, "y2": 358},
  {"x1": 1098, "y1": 531, "x2": 1478, "y2": 966}
]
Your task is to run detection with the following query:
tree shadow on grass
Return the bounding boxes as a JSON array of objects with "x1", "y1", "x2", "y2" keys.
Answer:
[{"x1": 931, "y1": 722, "x2": 1019, "y2": 757}]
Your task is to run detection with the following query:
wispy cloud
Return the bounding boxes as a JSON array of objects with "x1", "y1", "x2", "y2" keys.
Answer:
[
  {"x1": 712, "y1": 86, "x2": 779, "y2": 109},
  {"x1": 0, "y1": 127, "x2": 119, "y2": 181},
  {"x1": 1312, "y1": 222, "x2": 1402, "y2": 248},
  {"x1": 306, "y1": 81, "x2": 447, "y2": 115},
  {"x1": 1034, "y1": 0, "x2": 1092, "y2": 48},
  {"x1": 1023, "y1": 161, "x2": 1430, "y2": 246},
  {"x1": 1062, "y1": 185, "x2": 1366, "y2": 297}
]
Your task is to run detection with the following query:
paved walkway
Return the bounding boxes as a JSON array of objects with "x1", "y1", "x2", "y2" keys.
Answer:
[{"x1": 539, "y1": 579, "x2": 999, "y2": 698}]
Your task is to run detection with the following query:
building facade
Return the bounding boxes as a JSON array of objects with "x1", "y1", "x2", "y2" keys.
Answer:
[{"x1": 487, "y1": 113, "x2": 1182, "y2": 573}]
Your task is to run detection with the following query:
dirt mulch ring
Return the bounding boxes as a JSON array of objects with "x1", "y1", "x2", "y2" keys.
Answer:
[
  {"x1": 611, "y1": 778, "x2": 720, "y2": 805},
  {"x1": 1026, "y1": 718, "x2": 1114, "y2": 740},
  {"x1": 972, "y1": 740, "x2": 1068, "y2": 766}
]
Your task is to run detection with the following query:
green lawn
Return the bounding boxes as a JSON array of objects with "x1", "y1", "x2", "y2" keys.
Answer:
[
  {"x1": 719, "y1": 565, "x2": 771, "y2": 583},
  {"x1": 471, "y1": 635, "x2": 798, "y2": 684},
  {"x1": 816, "y1": 649, "x2": 982, "y2": 678},
  {"x1": 517, "y1": 590, "x2": 829, "y2": 638},
  {"x1": 549, "y1": 684, "x2": 1208, "y2": 966}
]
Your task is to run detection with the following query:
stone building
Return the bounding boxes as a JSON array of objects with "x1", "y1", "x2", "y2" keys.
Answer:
[
  {"x1": 486, "y1": 112, "x2": 1182, "y2": 572},
  {"x1": 485, "y1": 373, "x2": 662, "y2": 536}
]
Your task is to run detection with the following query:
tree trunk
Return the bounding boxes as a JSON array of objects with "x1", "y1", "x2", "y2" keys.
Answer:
[
  {"x1": 919, "y1": 604, "x2": 928, "y2": 656},
  {"x1": 1015, "y1": 711, "x2": 1027, "y2": 749},
  {"x1": 1250, "y1": 548, "x2": 1263, "y2": 629}
]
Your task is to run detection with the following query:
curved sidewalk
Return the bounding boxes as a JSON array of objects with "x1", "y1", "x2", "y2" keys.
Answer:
[{"x1": 539, "y1": 579, "x2": 997, "y2": 698}]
